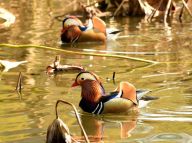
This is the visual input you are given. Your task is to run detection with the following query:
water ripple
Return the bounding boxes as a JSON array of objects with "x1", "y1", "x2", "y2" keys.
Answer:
[{"x1": 139, "y1": 116, "x2": 192, "y2": 122}]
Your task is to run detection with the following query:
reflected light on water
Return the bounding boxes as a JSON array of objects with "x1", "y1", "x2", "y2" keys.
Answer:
[
  {"x1": 137, "y1": 133, "x2": 192, "y2": 143},
  {"x1": 0, "y1": 0, "x2": 192, "y2": 143}
]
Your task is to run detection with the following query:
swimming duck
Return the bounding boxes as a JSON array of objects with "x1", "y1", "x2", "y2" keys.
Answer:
[
  {"x1": 71, "y1": 71, "x2": 157, "y2": 114},
  {"x1": 61, "y1": 16, "x2": 121, "y2": 44}
]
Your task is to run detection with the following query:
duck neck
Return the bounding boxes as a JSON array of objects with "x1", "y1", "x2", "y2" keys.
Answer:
[{"x1": 81, "y1": 80, "x2": 105, "y2": 103}]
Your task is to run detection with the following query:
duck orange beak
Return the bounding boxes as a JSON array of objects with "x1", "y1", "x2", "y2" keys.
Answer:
[{"x1": 71, "y1": 81, "x2": 79, "y2": 87}]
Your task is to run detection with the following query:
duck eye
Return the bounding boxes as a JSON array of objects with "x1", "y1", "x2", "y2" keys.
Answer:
[{"x1": 81, "y1": 78, "x2": 84, "y2": 80}]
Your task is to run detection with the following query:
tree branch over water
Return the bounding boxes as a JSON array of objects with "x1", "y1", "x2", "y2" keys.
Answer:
[{"x1": 0, "y1": 43, "x2": 158, "y2": 64}]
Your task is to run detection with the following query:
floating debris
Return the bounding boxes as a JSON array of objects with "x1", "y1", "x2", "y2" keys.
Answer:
[
  {"x1": 0, "y1": 60, "x2": 27, "y2": 72},
  {"x1": 46, "y1": 55, "x2": 85, "y2": 74}
]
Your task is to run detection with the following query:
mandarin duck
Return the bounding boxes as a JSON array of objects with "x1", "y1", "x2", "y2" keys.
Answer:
[
  {"x1": 72, "y1": 71, "x2": 158, "y2": 114},
  {"x1": 61, "y1": 16, "x2": 121, "y2": 44}
]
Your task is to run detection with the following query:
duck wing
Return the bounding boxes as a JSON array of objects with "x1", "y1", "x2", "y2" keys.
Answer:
[
  {"x1": 92, "y1": 16, "x2": 106, "y2": 34},
  {"x1": 98, "y1": 92, "x2": 135, "y2": 114},
  {"x1": 100, "y1": 91, "x2": 120, "y2": 103}
]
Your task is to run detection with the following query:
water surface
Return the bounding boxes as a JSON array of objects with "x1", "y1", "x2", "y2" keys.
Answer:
[{"x1": 0, "y1": 0, "x2": 192, "y2": 143}]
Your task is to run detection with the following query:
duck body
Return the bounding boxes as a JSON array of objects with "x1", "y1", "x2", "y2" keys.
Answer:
[
  {"x1": 61, "y1": 16, "x2": 120, "y2": 44},
  {"x1": 79, "y1": 91, "x2": 136, "y2": 114},
  {"x1": 72, "y1": 71, "x2": 154, "y2": 115}
]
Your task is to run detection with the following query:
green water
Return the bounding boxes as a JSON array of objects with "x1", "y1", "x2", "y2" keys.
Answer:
[{"x1": 0, "y1": 0, "x2": 192, "y2": 143}]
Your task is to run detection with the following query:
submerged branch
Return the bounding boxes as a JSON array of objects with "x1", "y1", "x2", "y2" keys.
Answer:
[
  {"x1": 0, "y1": 43, "x2": 158, "y2": 64},
  {"x1": 15, "y1": 72, "x2": 22, "y2": 100},
  {"x1": 15, "y1": 72, "x2": 22, "y2": 91}
]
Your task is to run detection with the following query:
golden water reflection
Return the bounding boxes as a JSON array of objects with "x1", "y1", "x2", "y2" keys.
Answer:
[{"x1": 0, "y1": 0, "x2": 192, "y2": 142}]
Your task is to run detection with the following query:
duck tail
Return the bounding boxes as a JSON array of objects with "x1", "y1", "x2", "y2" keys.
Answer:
[
  {"x1": 136, "y1": 90, "x2": 159, "y2": 101},
  {"x1": 136, "y1": 90, "x2": 151, "y2": 101},
  {"x1": 140, "y1": 95, "x2": 159, "y2": 101},
  {"x1": 106, "y1": 28, "x2": 122, "y2": 40},
  {"x1": 108, "y1": 30, "x2": 122, "y2": 34}
]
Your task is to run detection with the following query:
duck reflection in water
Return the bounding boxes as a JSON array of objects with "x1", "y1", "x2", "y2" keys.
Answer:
[{"x1": 80, "y1": 114, "x2": 138, "y2": 142}]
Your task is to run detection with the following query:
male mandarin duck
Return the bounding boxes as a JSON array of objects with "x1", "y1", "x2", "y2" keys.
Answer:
[
  {"x1": 61, "y1": 16, "x2": 121, "y2": 44},
  {"x1": 72, "y1": 71, "x2": 158, "y2": 114}
]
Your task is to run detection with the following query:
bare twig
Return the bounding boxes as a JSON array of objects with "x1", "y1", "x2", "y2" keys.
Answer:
[
  {"x1": 55, "y1": 100, "x2": 90, "y2": 143},
  {"x1": 164, "y1": 0, "x2": 172, "y2": 25},
  {"x1": 54, "y1": 55, "x2": 60, "y2": 68},
  {"x1": 114, "y1": 0, "x2": 129, "y2": 16},
  {"x1": 16, "y1": 72, "x2": 22, "y2": 93},
  {"x1": 182, "y1": 0, "x2": 192, "y2": 17},
  {"x1": 15, "y1": 72, "x2": 23, "y2": 99},
  {"x1": 148, "y1": 0, "x2": 164, "y2": 22},
  {"x1": 0, "y1": 44, "x2": 158, "y2": 64},
  {"x1": 179, "y1": 3, "x2": 185, "y2": 22},
  {"x1": 112, "y1": 72, "x2": 116, "y2": 85}
]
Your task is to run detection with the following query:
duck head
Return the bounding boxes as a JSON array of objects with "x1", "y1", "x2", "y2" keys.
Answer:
[{"x1": 72, "y1": 71, "x2": 105, "y2": 103}]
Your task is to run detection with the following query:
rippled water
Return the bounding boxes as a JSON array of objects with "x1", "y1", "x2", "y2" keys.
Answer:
[{"x1": 0, "y1": 0, "x2": 192, "y2": 143}]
